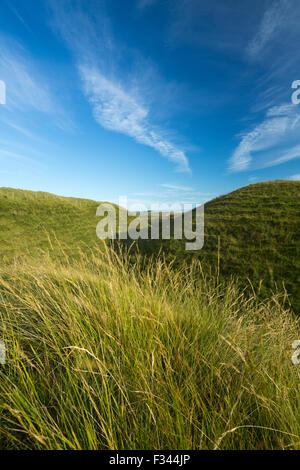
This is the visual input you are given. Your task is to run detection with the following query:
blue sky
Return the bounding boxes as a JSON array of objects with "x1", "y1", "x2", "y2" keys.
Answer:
[{"x1": 0, "y1": 0, "x2": 300, "y2": 208}]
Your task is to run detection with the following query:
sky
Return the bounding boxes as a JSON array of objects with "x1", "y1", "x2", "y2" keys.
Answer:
[{"x1": 0, "y1": 0, "x2": 300, "y2": 209}]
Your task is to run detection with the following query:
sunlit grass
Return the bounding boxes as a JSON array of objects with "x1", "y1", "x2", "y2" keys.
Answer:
[{"x1": 0, "y1": 244, "x2": 299, "y2": 450}]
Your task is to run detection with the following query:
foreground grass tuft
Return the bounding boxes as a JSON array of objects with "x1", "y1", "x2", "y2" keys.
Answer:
[{"x1": 0, "y1": 245, "x2": 300, "y2": 450}]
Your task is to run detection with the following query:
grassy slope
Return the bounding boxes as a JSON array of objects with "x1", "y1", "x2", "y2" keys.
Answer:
[
  {"x1": 139, "y1": 180, "x2": 300, "y2": 312},
  {"x1": 201, "y1": 180, "x2": 300, "y2": 312},
  {"x1": 0, "y1": 247, "x2": 299, "y2": 450},
  {"x1": 0, "y1": 187, "x2": 112, "y2": 261},
  {"x1": 203, "y1": 180, "x2": 300, "y2": 290},
  {"x1": 1, "y1": 181, "x2": 300, "y2": 310},
  {"x1": 1, "y1": 183, "x2": 300, "y2": 449},
  {"x1": 1, "y1": 181, "x2": 300, "y2": 312}
]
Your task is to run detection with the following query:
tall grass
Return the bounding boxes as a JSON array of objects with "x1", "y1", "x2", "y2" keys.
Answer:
[{"x1": 0, "y1": 244, "x2": 299, "y2": 450}]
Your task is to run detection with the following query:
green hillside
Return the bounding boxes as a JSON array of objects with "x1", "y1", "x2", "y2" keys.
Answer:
[
  {"x1": 1, "y1": 181, "x2": 300, "y2": 311},
  {"x1": 1, "y1": 182, "x2": 300, "y2": 450},
  {"x1": 0, "y1": 187, "x2": 115, "y2": 261},
  {"x1": 138, "y1": 180, "x2": 300, "y2": 312}
]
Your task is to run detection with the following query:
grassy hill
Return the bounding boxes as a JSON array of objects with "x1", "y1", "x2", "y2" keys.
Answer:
[
  {"x1": 0, "y1": 246, "x2": 299, "y2": 450},
  {"x1": 1, "y1": 181, "x2": 300, "y2": 312},
  {"x1": 1, "y1": 181, "x2": 300, "y2": 311},
  {"x1": 1, "y1": 182, "x2": 300, "y2": 450},
  {"x1": 0, "y1": 187, "x2": 114, "y2": 261},
  {"x1": 138, "y1": 180, "x2": 300, "y2": 313}
]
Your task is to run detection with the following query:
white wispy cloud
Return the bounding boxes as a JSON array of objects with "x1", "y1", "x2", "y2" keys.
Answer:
[
  {"x1": 0, "y1": 36, "x2": 54, "y2": 113},
  {"x1": 236, "y1": 1, "x2": 300, "y2": 172},
  {"x1": 80, "y1": 66, "x2": 190, "y2": 172},
  {"x1": 4, "y1": 0, "x2": 32, "y2": 33},
  {"x1": 50, "y1": 1, "x2": 191, "y2": 173},
  {"x1": 131, "y1": 185, "x2": 214, "y2": 210},
  {"x1": 229, "y1": 103, "x2": 300, "y2": 171},
  {"x1": 0, "y1": 148, "x2": 36, "y2": 164},
  {"x1": 290, "y1": 174, "x2": 300, "y2": 180},
  {"x1": 0, "y1": 34, "x2": 74, "y2": 134},
  {"x1": 161, "y1": 183, "x2": 193, "y2": 191},
  {"x1": 246, "y1": 0, "x2": 291, "y2": 59},
  {"x1": 0, "y1": 136, "x2": 44, "y2": 158},
  {"x1": 0, "y1": 120, "x2": 48, "y2": 144},
  {"x1": 269, "y1": 144, "x2": 300, "y2": 166}
]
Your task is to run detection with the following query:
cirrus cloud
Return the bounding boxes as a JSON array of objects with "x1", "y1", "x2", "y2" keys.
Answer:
[
  {"x1": 49, "y1": 0, "x2": 191, "y2": 173},
  {"x1": 229, "y1": 103, "x2": 300, "y2": 172}
]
